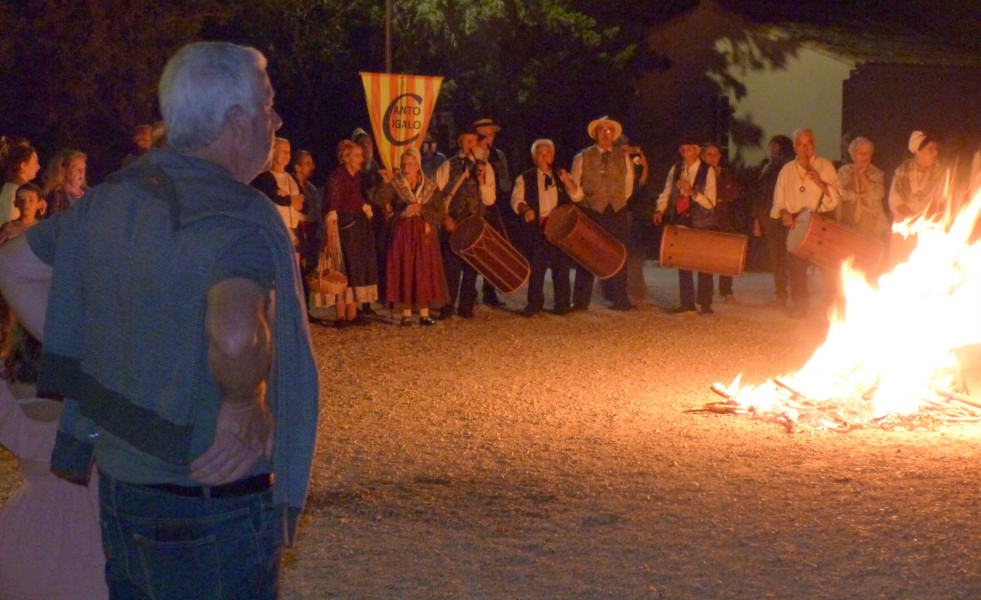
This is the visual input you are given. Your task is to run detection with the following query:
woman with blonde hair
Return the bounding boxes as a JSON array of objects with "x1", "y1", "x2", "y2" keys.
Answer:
[
  {"x1": 40, "y1": 149, "x2": 87, "y2": 216},
  {"x1": 376, "y1": 147, "x2": 448, "y2": 326}
]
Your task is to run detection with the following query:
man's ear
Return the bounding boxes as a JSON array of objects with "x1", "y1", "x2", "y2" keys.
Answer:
[{"x1": 225, "y1": 105, "x2": 248, "y2": 140}]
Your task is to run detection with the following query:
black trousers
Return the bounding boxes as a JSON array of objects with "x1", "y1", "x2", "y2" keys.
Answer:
[
  {"x1": 440, "y1": 229, "x2": 477, "y2": 314},
  {"x1": 764, "y1": 217, "x2": 789, "y2": 301},
  {"x1": 524, "y1": 223, "x2": 572, "y2": 312},
  {"x1": 678, "y1": 268, "x2": 714, "y2": 308},
  {"x1": 572, "y1": 205, "x2": 630, "y2": 308}
]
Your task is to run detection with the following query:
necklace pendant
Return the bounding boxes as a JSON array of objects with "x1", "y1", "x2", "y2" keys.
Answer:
[{"x1": 799, "y1": 185, "x2": 806, "y2": 193}]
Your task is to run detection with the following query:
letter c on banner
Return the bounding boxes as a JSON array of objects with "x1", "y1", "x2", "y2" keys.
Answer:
[{"x1": 383, "y1": 93, "x2": 423, "y2": 146}]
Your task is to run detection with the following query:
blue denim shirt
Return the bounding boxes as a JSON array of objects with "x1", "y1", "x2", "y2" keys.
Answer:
[{"x1": 29, "y1": 149, "x2": 320, "y2": 542}]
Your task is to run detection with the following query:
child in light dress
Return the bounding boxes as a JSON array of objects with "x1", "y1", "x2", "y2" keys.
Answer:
[{"x1": 0, "y1": 323, "x2": 107, "y2": 599}]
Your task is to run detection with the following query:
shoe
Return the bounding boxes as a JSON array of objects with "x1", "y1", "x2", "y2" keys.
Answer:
[
  {"x1": 354, "y1": 314, "x2": 370, "y2": 326},
  {"x1": 334, "y1": 319, "x2": 350, "y2": 330},
  {"x1": 457, "y1": 309, "x2": 475, "y2": 319},
  {"x1": 670, "y1": 305, "x2": 697, "y2": 315},
  {"x1": 419, "y1": 317, "x2": 437, "y2": 327},
  {"x1": 362, "y1": 304, "x2": 377, "y2": 316},
  {"x1": 553, "y1": 306, "x2": 571, "y2": 316},
  {"x1": 483, "y1": 297, "x2": 505, "y2": 308},
  {"x1": 521, "y1": 306, "x2": 540, "y2": 318},
  {"x1": 722, "y1": 294, "x2": 736, "y2": 304},
  {"x1": 698, "y1": 305, "x2": 714, "y2": 315},
  {"x1": 569, "y1": 304, "x2": 589, "y2": 312},
  {"x1": 437, "y1": 306, "x2": 455, "y2": 320},
  {"x1": 400, "y1": 316, "x2": 412, "y2": 327}
]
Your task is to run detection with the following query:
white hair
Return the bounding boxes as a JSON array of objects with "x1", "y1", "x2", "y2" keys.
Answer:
[
  {"x1": 793, "y1": 128, "x2": 815, "y2": 144},
  {"x1": 848, "y1": 136, "x2": 875, "y2": 155},
  {"x1": 159, "y1": 42, "x2": 269, "y2": 153},
  {"x1": 530, "y1": 138, "x2": 554, "y2": 157}
]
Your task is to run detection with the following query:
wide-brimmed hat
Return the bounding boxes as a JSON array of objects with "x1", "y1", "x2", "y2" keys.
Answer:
[
  {"x1": 587, "y1": 116, "x2": 623, "y2": 141},
  {"x1": 472, "y1": 118, "x2": 501, "y2": 132}
]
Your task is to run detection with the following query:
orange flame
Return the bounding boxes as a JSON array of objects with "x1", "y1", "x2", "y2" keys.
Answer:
[{"x1": 721, "y1": 177, "x2": 981, "y2": 427}]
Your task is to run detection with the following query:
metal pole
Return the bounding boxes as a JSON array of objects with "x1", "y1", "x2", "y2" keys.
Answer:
[{"x1": 385, "y1": 0, "x2": 392, "y2": 73}]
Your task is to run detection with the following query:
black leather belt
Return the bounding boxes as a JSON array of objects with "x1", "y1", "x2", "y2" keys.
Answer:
[{"x1": 146, "y1": 473, "x2": 274, "y2": 499}]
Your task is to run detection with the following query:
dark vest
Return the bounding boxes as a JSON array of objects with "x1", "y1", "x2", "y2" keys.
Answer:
[
  {"x1": 578, "y1": 145, "x2": 629, "y2": 213},
  {"x1": 488, "y1": 147, "x2": 510, "y2": 195},
  {"x1": 667, "y1": 160, "x2": 714, "y2": 229},
  {"x1": 519, "y1": 168, "x2": 571, "y2": 216},
  {"x1": 443, "y1": 154, "x2": 485, "y2": 221}
]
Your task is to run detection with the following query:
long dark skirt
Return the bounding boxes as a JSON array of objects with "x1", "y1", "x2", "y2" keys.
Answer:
[
  {"x1": 385, "y1": 215, "x2": 449, "y2": 308},
  {"x1": 338, "y1": 211, "x2": 379, "y2": 303}
]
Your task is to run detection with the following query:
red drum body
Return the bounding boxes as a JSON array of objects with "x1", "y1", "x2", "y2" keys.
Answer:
[
  {"x1": 786, "y1": 210, "x2": 883, "y2": 273},
  {"x1": 543, "y1": 204, "x2": 626, "y2": 280},
  {"x1": 450, "y1": 216, "x2": 530, "y2": 295},
  {"x1": 659, "y1": 225, "x2": 748, "y2": 276}
]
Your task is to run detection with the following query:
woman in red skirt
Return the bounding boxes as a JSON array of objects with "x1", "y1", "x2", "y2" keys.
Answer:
[{"x1": 378, "y1": 147, "x2": 449, "y2": 326}]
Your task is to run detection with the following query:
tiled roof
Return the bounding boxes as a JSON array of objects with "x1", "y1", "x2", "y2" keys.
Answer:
[
  {"x1": 714, "y1": 0, "x2": 981, "y2": 68},
  {"x1": 774, "y1": 22, "x2": 981, "y2": 68}
]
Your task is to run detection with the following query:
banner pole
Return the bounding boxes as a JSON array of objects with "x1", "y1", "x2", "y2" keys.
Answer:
[{"x1": 385, "y1": 0, "x2": 393, "y2": 73}]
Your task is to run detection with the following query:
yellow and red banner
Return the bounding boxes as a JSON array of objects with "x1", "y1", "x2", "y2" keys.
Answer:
[{"x1": 360, "y1": 72, "x2": 444, "y2": 172}]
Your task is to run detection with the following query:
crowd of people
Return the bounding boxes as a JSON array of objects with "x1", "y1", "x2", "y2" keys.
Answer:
[
  {"x1": 0, "y1": 37, "x2": 979, "y2": 599},
  {"x1": 2, "y1": 107, "x2": 980, "y2": 331},
  {"x1": 233, "y1": 117, "x2": 981, "y2": 326}
]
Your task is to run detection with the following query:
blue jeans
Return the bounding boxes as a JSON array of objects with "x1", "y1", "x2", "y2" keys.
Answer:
[{"x1": 99, "y1": 473, "x2": 284, "y2": 599}]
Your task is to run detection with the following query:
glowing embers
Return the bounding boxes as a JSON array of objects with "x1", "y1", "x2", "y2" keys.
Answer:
[{"x1": 696, "y1": 186, "x2": 981, "y2": 432}]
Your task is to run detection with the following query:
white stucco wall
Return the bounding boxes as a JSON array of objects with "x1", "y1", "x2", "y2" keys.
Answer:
[{"x1": 713, "y1": 37, "x2": 855, "y2": 166}]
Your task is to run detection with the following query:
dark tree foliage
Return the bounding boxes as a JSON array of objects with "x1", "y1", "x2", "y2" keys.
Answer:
[
  {"x1": 0, "y1": 0, "x2": 972, "y2": 181},
  {"x1": 0, "y1": 0, "x2": 228, "y2": 180}
]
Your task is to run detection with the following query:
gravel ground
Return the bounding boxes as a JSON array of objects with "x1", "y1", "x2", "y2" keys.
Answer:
[{"x1": 4, "y1": 264, "x2": 981, "y2": 599}]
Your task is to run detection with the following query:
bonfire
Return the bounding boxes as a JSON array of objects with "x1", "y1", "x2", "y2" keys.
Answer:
[{"x1": 696, "y1": 183, "x2": 981, "y2": 431}]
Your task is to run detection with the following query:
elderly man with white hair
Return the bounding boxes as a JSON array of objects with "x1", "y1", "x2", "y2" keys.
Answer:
[
  {"x1": 771, "y1": 127, "x2": 842, "y2": 318},
  {"x1": 511, "y1": 138, "x2": 581, "y2": 317},
  {"x1": 0, "y1": 42, "x2": 319, "y2": 598}
]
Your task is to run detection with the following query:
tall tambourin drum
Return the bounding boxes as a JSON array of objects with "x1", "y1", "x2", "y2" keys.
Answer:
[
  {"x1": 543, "y1": 204, "x2": 626, "y2": 280},
  {"x1": 659, "y1": 225, "x2": 748, "y2": 276},
  {"x1": 786, "y1": 209, "x2": 883, "y2": 274},
  {"x1": 449, "y1": 216, "x2": 531, "y2": 295}
]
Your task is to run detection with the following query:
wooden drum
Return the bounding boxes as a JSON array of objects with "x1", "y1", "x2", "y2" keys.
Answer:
[
  {"x1": 450, "y1": 216, "x2": 530, "y2": 295},
  {"x1": 543, "y1": 204, "x2": 626, "y2": 280},
  {"x1": 786, "y1": 210, "x2": 883, "y2": 273},
  {"x1": 659, "y1": 225, "x2": 748, "y2": 276}
]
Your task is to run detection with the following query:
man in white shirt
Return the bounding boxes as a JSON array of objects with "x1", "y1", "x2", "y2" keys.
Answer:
[
  {"x1": 653, "y1": 137, "x2": 718, "y2": 314},
  {"x1": 771, "y1": 128, "x2": 841, "y2": 318},
  {"x1": 569, "y1": 116, "x2": 634, "y2": 311},
  {"x1": 511, "y1": 139, "x2": 581, "y2": 317}
]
